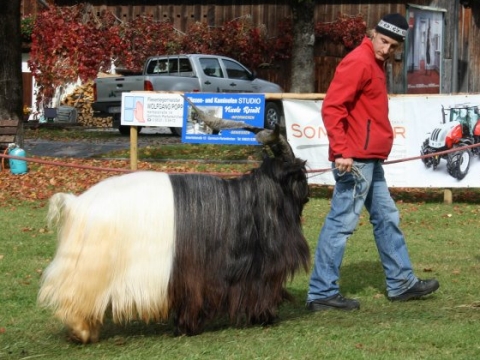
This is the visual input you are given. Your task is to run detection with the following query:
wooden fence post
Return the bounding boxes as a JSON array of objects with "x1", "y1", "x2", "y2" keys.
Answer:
[
  {"x1": 443, "y1": 189, "x2": 453, "y2": 204},
  {"x1": 130, "y1": 126, "x2": 138, "y2": 171}
]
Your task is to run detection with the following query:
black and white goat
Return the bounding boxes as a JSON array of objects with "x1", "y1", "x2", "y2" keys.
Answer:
[{"x1": 38, "y1": 100, "x2": 310, "y2": 343}]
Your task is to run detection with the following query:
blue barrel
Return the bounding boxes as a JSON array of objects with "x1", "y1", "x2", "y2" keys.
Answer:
[{"x1": 8, "y1": 146, "x2": 28, "y2": 175}]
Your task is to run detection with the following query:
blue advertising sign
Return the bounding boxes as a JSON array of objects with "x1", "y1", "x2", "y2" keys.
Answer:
[{"x1": 182, "y1": 93, "x2": 265, "y2": 145}]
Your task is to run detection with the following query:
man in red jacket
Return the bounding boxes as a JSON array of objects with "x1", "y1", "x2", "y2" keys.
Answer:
[{"x1": 306, "y1": 13, "x2": 439, "y2": 311}]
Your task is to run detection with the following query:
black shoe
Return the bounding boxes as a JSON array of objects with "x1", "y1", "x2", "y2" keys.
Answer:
[
  {"x1": 388, "y1": 279, "x2": 440, "y2": 301},
  {"x1": 306, "y1": 294, "x2": 360, "y2": 312}
]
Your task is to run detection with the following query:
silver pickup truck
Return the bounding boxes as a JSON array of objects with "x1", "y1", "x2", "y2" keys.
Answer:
[{"x1": 92, "y1": 54, "x2": 284, "y2": 135}]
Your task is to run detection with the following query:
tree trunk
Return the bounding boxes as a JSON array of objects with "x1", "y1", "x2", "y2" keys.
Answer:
[
  {"x1": 0, "y1": 0, "x2": 24, "y2": 148},
  {"x1": 290, "y1": 0, "x2": 315, "y2": 93}
]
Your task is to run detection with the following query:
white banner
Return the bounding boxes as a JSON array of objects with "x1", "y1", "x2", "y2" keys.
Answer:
[
  {"x1": 121, "y1": 92, "x2": 184, "y2": 127},
  {"x1": 284, "y1": 94, "x2": 480, "y2": 187}
]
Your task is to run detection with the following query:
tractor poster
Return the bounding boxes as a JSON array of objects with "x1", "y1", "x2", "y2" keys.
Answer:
[{"x1": 284, "y1": 94, "x2": 480, "y2": 188}]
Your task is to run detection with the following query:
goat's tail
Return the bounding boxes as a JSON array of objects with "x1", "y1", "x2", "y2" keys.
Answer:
[{"x1": 47, "y1": 193, "x2": 76, "y2": 230}]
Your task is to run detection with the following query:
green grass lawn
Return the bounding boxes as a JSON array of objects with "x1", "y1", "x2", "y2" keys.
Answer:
[
  {"x1": 1, "y1": 198, "x2": 480, "y2": 360},
  {"x1": 2, "y1": 127, "x2": 477, "y2": 358}
]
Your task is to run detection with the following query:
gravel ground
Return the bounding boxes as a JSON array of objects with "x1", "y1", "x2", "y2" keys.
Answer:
[{"x1": 24, "y1": 126, "x2": 182, "y2": 158}]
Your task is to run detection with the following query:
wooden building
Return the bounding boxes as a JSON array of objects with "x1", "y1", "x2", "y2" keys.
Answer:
[{"x1": 20, "y1": 1, "x2": 479, "y2": 95}]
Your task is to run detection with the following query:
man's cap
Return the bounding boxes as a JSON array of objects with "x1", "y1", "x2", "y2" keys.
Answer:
[{"x1": 375, "y1": 13, "x2": 409, "y2": 42}]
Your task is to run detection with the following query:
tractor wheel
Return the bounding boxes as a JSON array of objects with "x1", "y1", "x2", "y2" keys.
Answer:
[
  {"x1": 118, "y1": 125, "x2": 130, "y2": 136},
  {"x1": 447, "y1": 148, "x2": 471, "y2": 180},
  {"x1": 169, "y1": 127, "x2": 182, "y2": 137},
  {"x1": 420, "y1": 139, "x2": 434, "y2": 168}
]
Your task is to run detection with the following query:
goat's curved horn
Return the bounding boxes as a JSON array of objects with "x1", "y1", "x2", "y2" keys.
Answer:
[{"x1": 250, "y1": 126, "x2": 296, "y2": 162}]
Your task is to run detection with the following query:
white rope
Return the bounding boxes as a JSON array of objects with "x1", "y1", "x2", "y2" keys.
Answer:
[{"x1": 333, "y1": 164, "x2": 369, "y2": 199}]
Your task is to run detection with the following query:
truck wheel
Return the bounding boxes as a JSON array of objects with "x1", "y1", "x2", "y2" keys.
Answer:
[
  {"x1": 170, "y1": 127, "x2": 182, "y2": 137},
  {"x1": 118, "y1": 125, "x2": 142, "y2": 136},
  {"x1": 447, "y1": 148, "x2": 471, "y2": 180},
  {"x1": 264, "y1": 102, "x2": 282, "y2": 129},
  {"x1": 118, "y1": 125, "x2": 130, "y2": 136}
]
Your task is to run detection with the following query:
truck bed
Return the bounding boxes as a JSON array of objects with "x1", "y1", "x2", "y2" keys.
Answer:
[{"x1": 93, "y1": 75, "x2": 145, "y2": 115}]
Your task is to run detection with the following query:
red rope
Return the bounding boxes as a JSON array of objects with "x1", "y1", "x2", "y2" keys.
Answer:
[
  {"x1": 306, "y1": 142, "x2": 480, "y2": 175},
  {"x1": 0, "y1": 152, "x2": 247, "y2": 177},
  {"x1": 1, "y1": 141, "x2": 479, "y2": 177},
  {"x1": 0, "y1": 153, "x2": 131, "y2": 173},
  {"x1": 384, "y1": 142, "x2": 480, "y2": 165}
]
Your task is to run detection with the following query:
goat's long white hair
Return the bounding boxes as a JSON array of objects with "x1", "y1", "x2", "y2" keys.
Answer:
[{"x1": 39, "y1": 172, "x2": 175, "y2": 342}]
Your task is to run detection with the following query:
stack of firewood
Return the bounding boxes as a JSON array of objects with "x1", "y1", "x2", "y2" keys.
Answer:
[{"x1": 61, "y1": 81, "x2": 113, "y2": 127}]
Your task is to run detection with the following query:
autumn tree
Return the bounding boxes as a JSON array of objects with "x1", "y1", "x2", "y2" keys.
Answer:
[
  {"x1": 0, "y1": 0, "x2": 23, "y2": 147},
  {"x1": 289, "y1": 0, "x2": 315, "y2": 93}
]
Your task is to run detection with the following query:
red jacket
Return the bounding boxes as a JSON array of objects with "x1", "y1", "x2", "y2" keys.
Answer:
[{"x1": 321, "y1": 36, "x2": 393, "y2": 162}]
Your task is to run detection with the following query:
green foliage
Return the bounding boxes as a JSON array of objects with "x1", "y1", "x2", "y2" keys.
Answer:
[{"x1": 21, "y1": 15, "x2": 35, "y2": 42}]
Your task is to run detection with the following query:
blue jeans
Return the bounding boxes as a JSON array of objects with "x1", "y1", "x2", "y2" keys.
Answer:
[{"x1": 307, "y1": 160, "x2": 418, "y2": 300}]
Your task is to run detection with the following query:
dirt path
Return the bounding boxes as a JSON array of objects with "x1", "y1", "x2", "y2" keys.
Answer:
[{"x1": 23, "y1": 127, "x2": 181, "y2": 158}]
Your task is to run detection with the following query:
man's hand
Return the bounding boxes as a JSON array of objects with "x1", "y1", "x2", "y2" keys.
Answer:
[{"x1": 335, "y1": 157, "x2": 354, "y2": 172}]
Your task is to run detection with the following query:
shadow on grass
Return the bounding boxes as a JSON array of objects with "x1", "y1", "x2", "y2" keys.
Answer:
[
  {"x1": 58, "y1": 289, "x2": 316, "y2": 344},
  {"x1": 340, "y1": 260, "x2": 386, "y2": 295},
  {"x1": 278, "y1": 260, "x2": 386, "y2": 320},
  {"x1": 99, "y1": 318, "x2": 174, "y2": 343},
  {"x1": 95, "y1": 311, "x2": 310, "y2": 343},
  {"x1": 43, "y1": 264, "x2": 414, "y2": 343}
]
